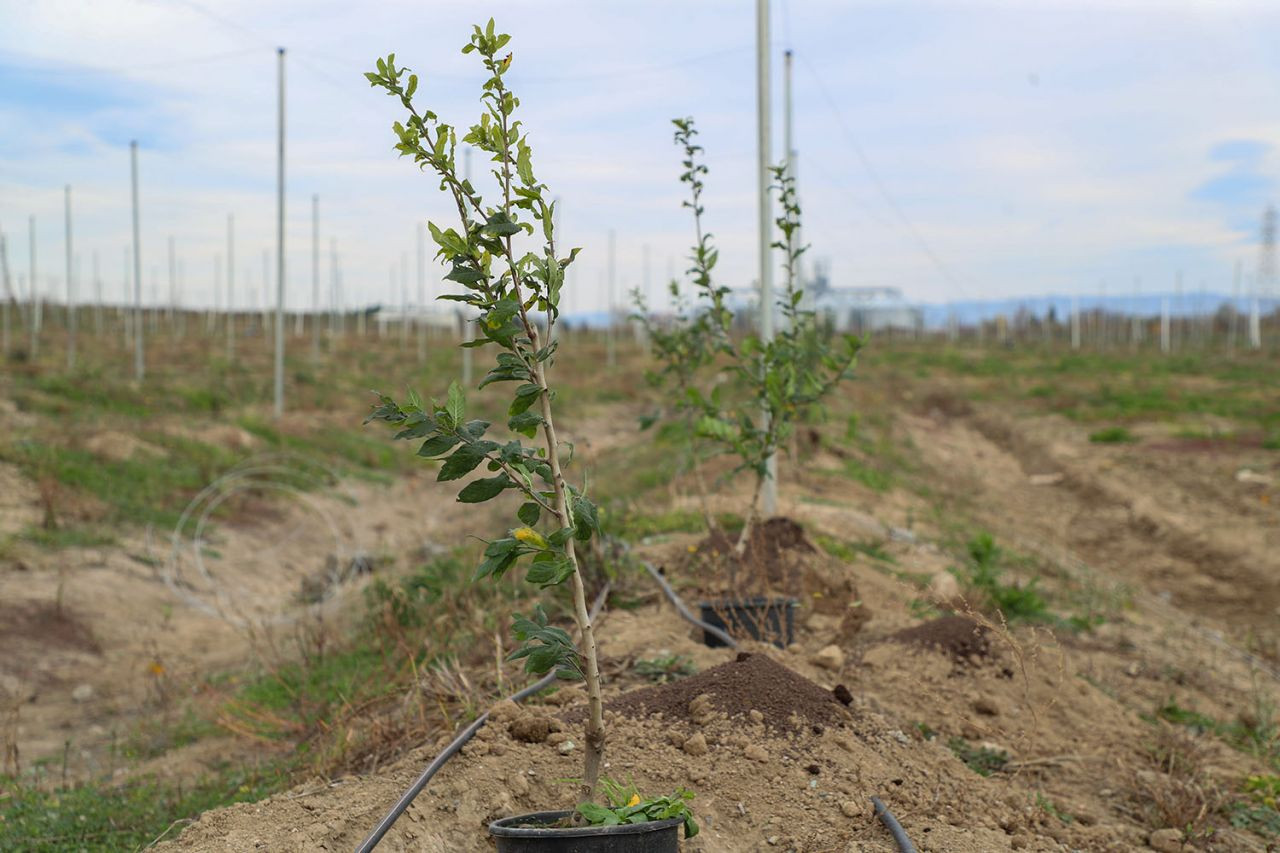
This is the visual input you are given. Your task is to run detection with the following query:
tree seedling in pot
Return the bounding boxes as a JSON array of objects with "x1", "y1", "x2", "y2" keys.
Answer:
[{"x1": 364, "y1": 20, "x2": 696, "y2": 840}]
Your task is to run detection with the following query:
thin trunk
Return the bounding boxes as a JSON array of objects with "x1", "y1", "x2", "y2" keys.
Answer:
[{"x1": 531, "y1": 336, "x2": 605, "y2": 802}]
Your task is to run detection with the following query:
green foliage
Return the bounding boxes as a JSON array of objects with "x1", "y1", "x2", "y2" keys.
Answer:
[
  {"x1": 576, "y1": 779, "x2": 698, "y2": 839},
  {"x1": 637, "y1": 118, "x2": 860, "y2": 540},
  {"x1": 947, "y1": 737, "x2": 1010, "y2": 777},
  {"x1": 0, "y1": 766, "x2": 285, "y2": 852},
  {"x1": 1089, "y1": 425, "x2": 1137, "y2": 444},
  {"x1": 955, "y1": 532, "x2": 1049, "y2": 622},
  {"x1": 633, "y1": 653, "x2": 696, "y2": 683},
  {"x1": 365, "y1": 21, "x2": 600, "y2": 685}
]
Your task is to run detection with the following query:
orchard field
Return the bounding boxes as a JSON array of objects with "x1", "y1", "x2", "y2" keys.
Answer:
[{"x1": 1, "y1": 314, "x2": 1278, "y2": 851}]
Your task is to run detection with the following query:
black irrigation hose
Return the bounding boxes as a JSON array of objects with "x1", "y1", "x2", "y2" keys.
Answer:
[
  {"x1": 640, "y1": 560, "x2": 740, "y2": 650},
  {"x1": 871, "y1": 796, "x2": 918, "y2": 853},
  {"x1": 353, "y1": 584, "x2": 610, "y2": 853}
]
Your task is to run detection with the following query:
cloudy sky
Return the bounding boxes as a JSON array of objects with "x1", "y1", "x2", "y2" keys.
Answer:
[{"x1": 2, "y1": 0, "x2": 1278, "y2": 315}]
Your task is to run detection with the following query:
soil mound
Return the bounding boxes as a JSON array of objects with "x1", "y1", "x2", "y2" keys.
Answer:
[
  {"x1": 890, "y1": 615, "x2": 990, "y2": 662},
  {"x1": 694, "y1": 516, "x2": 816, "y2": 592},
  {"x1": 601, "y1": 651, "x2": 847, "y2": 731}
]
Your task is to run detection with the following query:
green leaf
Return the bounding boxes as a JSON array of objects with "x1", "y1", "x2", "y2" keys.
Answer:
[
  {"x1": 508, "y1": 383, "x2": 542, "y2": 416},
  {"x1": 417, "y1": 434, "x2": 460, "y2": 457},
  {"x1": 438, "y1": 443, "x2": 489, "y2": 480},
  {"x1": 571, "y1": 494, "x2": 599, "y2": 541},
  {"x1": 517, "y1": 501, "x2": 541, "y2": 526},
  {"x1": 446, "y1": 381, "x2": 465, "y2": 426},
  {"x1": 458, "y1": 474, "x2": 512, "y2": 503},
  {"x1": 525, "y1": 554, "x2": 574, "y2": 588},
  {"x1": 508, "y1": 410, "x2": 545, "y2": 438},
  {"x1": 577, "y1": 803, "x2": 620, "y2": 826}
]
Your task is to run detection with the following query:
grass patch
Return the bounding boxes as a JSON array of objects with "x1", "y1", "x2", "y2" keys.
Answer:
[
  {"x1": 0, "y1": 765, "x2": 287, "y2": 852},
  {"x1": 814, "y1": 533, "x2": 896, "y2": 565},
  {"x1": 1088, "y1": 426, "x2": 1137, "y2": 444},
  {"x1": 954, "y1": 533, "x2": 1049, "y2": 623},
  {"x1": 947, "y1": 737, "x2": 1009, "y2": 776}
]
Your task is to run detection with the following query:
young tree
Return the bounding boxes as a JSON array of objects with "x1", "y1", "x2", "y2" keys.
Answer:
[
  {"x1": 647, "y1": 118, "x2": 861, "y2": 563},
  {"x1": 363, "y1": 21, "x2": 608, "y2": 801}
]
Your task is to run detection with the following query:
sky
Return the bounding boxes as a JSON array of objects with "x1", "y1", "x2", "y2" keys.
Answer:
[{"x1": 2, "y1": 0, "x2": 1280, "y2": 315}]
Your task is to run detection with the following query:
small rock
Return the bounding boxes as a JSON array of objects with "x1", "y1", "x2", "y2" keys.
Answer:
[
  {"x1": 547, "y1": 732, "x2": 570, "y2": 746},
  {"x1": 557, "y1": 740, "x2": 576, "y2": 755},
  {"x1": 744, "y1": 744, "x2": 769, "y2": 762},
  {"x1": 489, "y1": 700, "x2": 521, "y2": 722},
  {"x1": 832, "y1": 684, "x2": 853, "y2": 706},
  {"x1": 811, "y1": 644, "x2": 845, "y2": 671},
  {"x1": 509, "y1": 714, "x2": 561, "y2": 743},
  {"x1": 683, "y1": 732, "x2": 709, "y2": 756},
  {"x1": 749, "y1": 709, "x2": 764, "y2": 724},
  {"x1": 1148, "y1": 828, "x2": 1184, "y2": 852},
  {"x1": 840, "y1": 800, "x2": 859, "y2": 818},
  {"x1": 766, "y1": 836, "x2": 779, "y2": 846},
  {"x1": 926, "y1": 570, "x2": 962, "y2": 605},
  {"x1": 1028, "y1": 473, "x2": 1064, "y2": 486},
  {"x1": 71, "y1": 684, "x2": 94, "y2": 703},
  {"x1": 973, "y1": 697, "x2": 1000, "y2": 716}
]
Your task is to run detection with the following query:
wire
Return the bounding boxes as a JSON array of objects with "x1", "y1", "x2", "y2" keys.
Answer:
[
  {"x1": 871, "y1": 796, "x2": 918, "y2": 853},
  {"x1": 796, "y1": 52, "x2": 970, "y2": 298},
  {"x1": 353, "y1": 584, "x2": 611, "y2": 853},
  {"x1": 0, "y1": 47, "x2": 262, "y2": 76}
]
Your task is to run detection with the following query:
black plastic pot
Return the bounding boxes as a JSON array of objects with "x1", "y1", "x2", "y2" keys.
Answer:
[
  {"x1": 489, "y1": 810, "x2": 682, "y2": 852},
  {"x1": 697, "y1": 596, "x2": 798, "y2": 648}
]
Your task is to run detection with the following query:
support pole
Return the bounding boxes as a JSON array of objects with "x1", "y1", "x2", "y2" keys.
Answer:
[
  {"x1": 416, "y1": 220, "x2": 426, "y2": 363},
  {"x1": 65, "y1": 185, "x2": 76, "y2": 370},
  {"x1": 312, "y1": 194, "x2": 320, "y2": 359},
  {"x1": 757, "y1": 0, "x2": 776, "y2": 518},
  {"x1": 607, "y1": 228, "x2": 616, "y2": 368},
  {"x1": 131, "y1": 141, "x2": 145, "y2": 381},
  {"x1": 226, "y1": 213, "x2": 236, "y2": 361},
  {"x1": 273, "y1": 46, "x2": 286, "y2": 419}
]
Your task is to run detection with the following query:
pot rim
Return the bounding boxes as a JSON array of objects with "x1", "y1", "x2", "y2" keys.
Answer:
[
  {"x1": 489, "y1": 809, "x2": 683, "y2": 838},
  {"x1": 697, "y1": 596, "x2": 799, "y2": 609}
]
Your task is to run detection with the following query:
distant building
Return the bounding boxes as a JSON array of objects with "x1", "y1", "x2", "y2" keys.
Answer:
[{"x1": 807, "y1": 261, "x2": 922, "y2": 334}]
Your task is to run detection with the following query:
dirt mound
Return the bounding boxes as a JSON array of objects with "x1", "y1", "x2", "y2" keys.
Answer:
[
  {"x1": 694, "y1": 516, "x2": 816, "y2": 594},
  {"x1": 600, "y1": 651, "x2": 847, "y2": 731},
  {"x1": 889, "y1": 615, "x2": 990, "y2": 662}
]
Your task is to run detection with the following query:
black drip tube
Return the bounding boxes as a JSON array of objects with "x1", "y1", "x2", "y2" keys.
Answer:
[
  {"x1": 871, "y1": 796, "x2": 918, "y2": 853},
  {"x1": 640, "y1": 561, "x2": 739, "y2": 650},
  {"x1": 353, "y1": 585, "x2": 610, "y2": 853}
]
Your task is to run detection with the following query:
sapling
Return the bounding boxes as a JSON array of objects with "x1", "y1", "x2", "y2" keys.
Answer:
[
  {"x1": 363, "y1": 23, "x2": 692, "y2": 833},
  {"x1": 649, "y1": 118, "x2": 860, "y2": 566}
]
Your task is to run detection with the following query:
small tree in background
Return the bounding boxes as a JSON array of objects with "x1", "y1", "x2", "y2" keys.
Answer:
[{"x1": 643, "y1": 117, "x2": 861, "y2": 574}]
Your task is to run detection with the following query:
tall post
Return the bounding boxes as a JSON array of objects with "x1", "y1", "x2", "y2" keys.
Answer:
[
  {"x1": 93, "y1": 250, "x2": 102, "y2": 335},
  {"x1": 130, "y1": 141, "x2": 144, "y2": 381},
  {"x1": 606, "y1": 229, "x2": 617, "y2": 367},
  {"x1": 226, "y1": 214, "x2": 236, "y2": 361},
  {"x1": 65, "y1": 185, "x2": 76, "y2": 370},
  {"x1": 1130, "y1": 276, "x2": 1142, "y2": 349},
  {"x1": 757, "y1": 0, "x2": 777, "y2": 518},
  {"x1": 416, "y1": 221, "x2": 426, "y2": 363},
  {"x1": 29, "y1": 215, "x2": 38, "y2": 358},
  {"x1": 1161, "y1": 297, "x2": 1170, "y2": 354},
  {"x1": 399, "y1": 252, "x2": 408, "y2": 348},
  {"x1": 0, "y1": 233, "x2": 11, "y2": 358},
  {"x1": 273, "y1": 48, "x2": 286, "y2": 419},
  {"x1": 311, "y1": 194, "x2": 320, "y2": 359},
  {"x1": 1229, "y1": 259, "x2": 1241, "y2": 352},
  {"x1": 1173, "y1": 270, "x2": 1183, "y2": 352},
  {"x1": 1070, "y1": 294, "x2": 1080, "y2": 350}
]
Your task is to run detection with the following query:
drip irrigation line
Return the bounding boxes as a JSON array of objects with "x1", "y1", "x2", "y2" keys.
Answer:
[
  {"x1": 354, "y1": 584, "x2": 610, "y2": 853},
  {"x1": 871, "y1": 797, "x2": 917, "y2": 853},
  {"x1": 640, "y1": 560, "x2": 740, "y2": 650}
]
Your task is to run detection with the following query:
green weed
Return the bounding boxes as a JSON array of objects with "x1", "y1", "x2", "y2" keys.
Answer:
[{"x1": 1089, "y1": 426, "x2": 1137, "y2": 444}]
